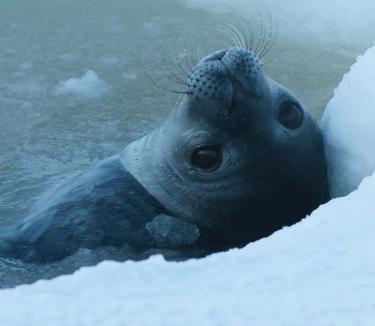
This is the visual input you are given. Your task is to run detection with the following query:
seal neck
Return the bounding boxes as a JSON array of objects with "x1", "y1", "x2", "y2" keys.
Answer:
[{"x1": 120, "y1": 126, "x2": 193, "y2": 224}]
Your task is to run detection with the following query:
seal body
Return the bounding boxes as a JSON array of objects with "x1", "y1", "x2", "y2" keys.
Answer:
[
  {"x1": 0, "y1": 157, "x2": 168, "y2": 262},
  {"x1": 1, "y1": 47, "x2": 330, "y2": 263}
]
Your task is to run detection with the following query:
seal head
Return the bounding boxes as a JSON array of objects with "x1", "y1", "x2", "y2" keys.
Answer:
[{"x1": 122, "y1": 47, "x2": 329, "y2": 250}]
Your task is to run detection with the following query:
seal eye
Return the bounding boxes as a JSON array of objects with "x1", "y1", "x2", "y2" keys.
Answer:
[
  {"x1": 191, "y1": 146, "x2": 221, "y2": 171},
  {"x1": 278, "y1": 102, "x2": 303, "y2": 129}
]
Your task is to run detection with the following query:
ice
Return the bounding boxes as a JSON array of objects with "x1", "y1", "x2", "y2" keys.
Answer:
[
  {"x1": 0, "y1": 172, "x2": 374, "y2": 325},
  {"x1": 179, "y1": 0, "x2": 375, "y2": 46},
  {"x1": 321, "y1": 45, "x2": 375, "y2": 197},
  {"x1": 122, "y1": 72, "x2": 137, "y2": 80},
  {"x1": 18, "y1": 62, "x2": 33, "y2": 70},
  {"x1": 53, "y1": 70, "x2": 110, "y2": 99},
  {"x1": 6, "y1": 80, "x2": 43, "y2": 96}
]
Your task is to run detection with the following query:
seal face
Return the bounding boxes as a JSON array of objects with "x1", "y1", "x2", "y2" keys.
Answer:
[
  {"x1": 123, "y1": 48, "x2": 329, "y2": 249},
  {"x1": 1, "y1": 47, "x2": 329, "y2": 263}
]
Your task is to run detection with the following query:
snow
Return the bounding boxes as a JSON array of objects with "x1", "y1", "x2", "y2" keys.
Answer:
[
  {"x1": 53, "y1": 70, "x2": 110, "y2": 99},
  {"x1": 0, "y1": 172, "x2": 375, "y2": 325},
  {"x1": 321, "y1": 45, "x2": 375, "y2": 197}
]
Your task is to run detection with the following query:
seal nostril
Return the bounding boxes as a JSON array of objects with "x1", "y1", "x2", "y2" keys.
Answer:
[
  {"x1": 216, "y1": 50, "x2": 227, "y2": 61},
  {"x1": 199, "y1": 49, "x2": 228, "y2": 64}
]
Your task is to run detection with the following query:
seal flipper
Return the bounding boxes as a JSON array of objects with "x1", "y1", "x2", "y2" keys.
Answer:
[{"x1": 146, "y1": 214, "x2": 200, "y2": 248}]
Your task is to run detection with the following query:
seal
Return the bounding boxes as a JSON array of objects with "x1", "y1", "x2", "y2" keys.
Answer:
[{"x1": 0, "y1": 47, "x2": 329, "y2": 263}]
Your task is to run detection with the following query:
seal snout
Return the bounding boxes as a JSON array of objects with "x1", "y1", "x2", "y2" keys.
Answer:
[
  {"x1": 221, "y1": 48, "x2": 262, "y2": 79},
  {"x1": 186, "y1": 48, "x2": 265, "y2": 108}
]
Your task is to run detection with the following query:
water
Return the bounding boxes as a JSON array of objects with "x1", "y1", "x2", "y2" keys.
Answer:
[{"x1": 0, "y1": 0, "x2": 372, "y2": 288}]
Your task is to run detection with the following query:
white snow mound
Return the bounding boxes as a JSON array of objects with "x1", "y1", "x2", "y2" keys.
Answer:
[
  {"x1": 321, "y1": 45, "x2": 375, "y2": 197},
  {"x1": 0, "y1": 172, "x2": 374, "y2": 325},
  {"x1": 54, "y1": 70, "x2": 110, "y2": 99}
]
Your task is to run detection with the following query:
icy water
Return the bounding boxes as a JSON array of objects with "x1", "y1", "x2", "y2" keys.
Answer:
[{"x1": 0, "y1": 0, "x2": 373, "y2": 288}]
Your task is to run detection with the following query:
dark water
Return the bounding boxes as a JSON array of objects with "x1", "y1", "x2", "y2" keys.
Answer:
[{"x1": 0, "y1": 0, "x2": 372, "y2": 288}]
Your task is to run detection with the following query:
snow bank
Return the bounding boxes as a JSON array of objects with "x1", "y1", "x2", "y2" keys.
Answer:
[
  {"x1": 179, "y1": 0, "x2": 375, "y2": 46},
  {"x1": 321, "y1": 45, "x2": 375, "y2": 197},
  {"x1": 0, "y1": 173, "x2": 374, "y2": 325},
  {"x1": 54, "y1": 70, "x2": 110, "y2": 99}
]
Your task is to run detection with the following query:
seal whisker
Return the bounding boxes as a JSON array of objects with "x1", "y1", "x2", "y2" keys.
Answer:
[
  {"x1": 197, "y1": 37, "x2": 205, "y2": 63},
  {"x1": 257, "y1": 14, "x2": 272, "y2": 59},
  {"x1": 254, "y1": 14, "x2": 266, "y2": 56},
  {"x1": 215, "y1": 25, "x2": 242, "y2": 49},
  {"x1": 217, "y1": 21, "x2": 243, "y2": 49},
  {"x1": 171, "y1": 35, "x2": 194, "y2": 79},
  {"x1": 156, "y1": 41, "x2": 189, "y2": 85},
  {"x1": 160, "y1": 54, "x2": 188, "y2": 84},
  {"x1": 238, "y1": 13, "x2": 255, "y2": 52},
  {"x1": 258, "y1": 11, "x2": 277, "y2": 60},
  {"x1": 221, "y1": 21, "x2": 246, "y2": 49},
  {"x1": 150, "y1": 37, "x2": 189, "y2": 85},
  {"x1": 140, "y1": 62, "x2": 190, "y2": 94},
  {"x1": 160, "y1": 59, "x2": 188, "y2": 86},
  {"x1": 271, "y1": 18, "x2": 278, "y2": 52},
  {"x1": 260, "y1": 56, "x2": 275, "y2": 69},
  {"x1": 171, "y1": 54, "x2": 191, "y2": 80},
  {"x1": 160, "y1": 42, "x2": 190, "y2": 82},
  {"x1": 264, "y1": 15, "x2": 278, "y2": 59},
  {"x1": 178, "y1": 37, "x2": 196, "y2": 73},
  {"x1": 260, "y1": 15, "x2": 270, "y2": 57},
  {"x1": 184, "y1": 32, "x2": 205, "y2": 70},
  {"x1": 225, "y1": 9, "x2": 254, "y2": 52},
  {"x1": 183, "y1": 49, "x2": 194, "y2": 72},
  {"x1": 222, "y1": 41, "x2": 234, "y2": 49},
  {"x1": 245, "y1": 17, "x2": 256, "y2": 52},
  {"x1": 186, "y1": 49, "x2": 199, "y2": 72},
  {"x1": 173, "y1": 32, "x2": 197, "y2": 73},
  {"x1": 231, "y1": 21, "x2": 247, "y2": 50}
]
